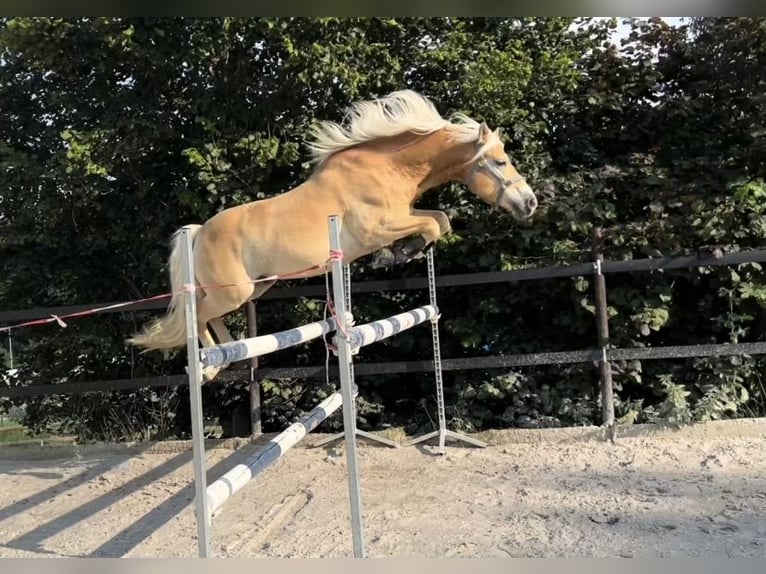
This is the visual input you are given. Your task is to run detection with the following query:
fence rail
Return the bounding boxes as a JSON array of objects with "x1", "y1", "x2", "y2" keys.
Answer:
[
  {"x1": 2, "y1": 244, "x2": 765, "y2": 432},
  {"x1": 3, "y1": 341, "x2": 766, "y2": 400},
  {"x1": 3, "y1": 248, "x2": 765, "y2": 324}
]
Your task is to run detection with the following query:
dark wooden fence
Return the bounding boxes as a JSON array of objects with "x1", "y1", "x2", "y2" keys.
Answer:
[{"x1": 2, "y1": 232, "x2": 766, "y2": 439}]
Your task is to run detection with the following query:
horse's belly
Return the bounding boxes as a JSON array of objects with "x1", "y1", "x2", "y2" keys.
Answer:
[{"x1": 239, "y1": 218, "x2": 369, "y2": 279}]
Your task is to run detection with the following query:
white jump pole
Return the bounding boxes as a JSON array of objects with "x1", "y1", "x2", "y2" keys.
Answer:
[
  {"x1": 180, "y1": 224, "x2": 354, "y2": 557},
  {"x1": 206, "y1": 387, "x2": 355, "y2": 514},
  {"x1": 328, "y1": 215, "x2": 367, "y2": 558},
  {"x1": 180, "y1": 227, "x2": 212, "y2": 558},
  {"x1": 200, "y1": 313, "x2": 353, "y2": 369},
  {"x1": 344, "y1": 305, "x2": 439, "y2": 349}
]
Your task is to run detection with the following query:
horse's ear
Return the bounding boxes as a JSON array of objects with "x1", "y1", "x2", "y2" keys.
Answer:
[{"x1": 478, "y1": 122, "x2": 492, "y2": 144}]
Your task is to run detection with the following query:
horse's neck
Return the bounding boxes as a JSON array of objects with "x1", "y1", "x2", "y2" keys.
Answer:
[
  {"x1": 313, "y1": 129, "x2": 475, "y2": 203},
  {"x1": 391, "y1": 130, "x2": 475, "y2": 198}
]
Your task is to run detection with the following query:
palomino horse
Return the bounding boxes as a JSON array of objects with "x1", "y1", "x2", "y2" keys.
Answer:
[{"x1": 129, "y1": 90, "x2": 537, "y2": 380}]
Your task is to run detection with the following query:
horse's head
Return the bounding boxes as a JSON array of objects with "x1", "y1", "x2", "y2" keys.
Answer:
[{"x1": 463, "y1": 123, "x2": 537, "y2": 221}]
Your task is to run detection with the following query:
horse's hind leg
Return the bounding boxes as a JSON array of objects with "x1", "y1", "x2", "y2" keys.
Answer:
[
  {"x1": 208, "y1": 317, "x2": 234, "y2": 345},
  {"x1": 197, "y1": 325, "x2": 225, "y2": 382},
  {"x1": 195, "y1": 279, "x2": 277, "y2": 381},
  {"x1": 195, "y1": 288, "x2": 251, "y2": 381},
  {"x1": 201, "y1": 317, "x2": 236, "y2": 381},
  {"x1": 207, "y1": 277, "x2": 276, "y2": 347}
]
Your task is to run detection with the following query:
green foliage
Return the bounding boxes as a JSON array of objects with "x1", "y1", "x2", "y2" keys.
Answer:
[
  {"x1": 20, "y1": 387, "x2": 182, "y2": 442},
  {"x1": 451, "y1": 371, "x2": 595, "y2": 430},
  {"x1": 1, "y1": 17, "x2": 765, "y2": 440}
]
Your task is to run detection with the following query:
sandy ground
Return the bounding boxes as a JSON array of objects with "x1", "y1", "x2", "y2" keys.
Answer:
[{"x1": 0, "y1": 419, "x2": 765, "y2": 558}]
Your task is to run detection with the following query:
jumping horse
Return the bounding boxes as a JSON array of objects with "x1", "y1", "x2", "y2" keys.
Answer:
[{"x1": 129, "y1": 90, "x2": 538, "y2": 380}]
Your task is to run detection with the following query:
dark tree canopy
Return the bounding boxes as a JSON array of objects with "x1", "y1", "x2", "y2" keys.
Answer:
[{"x1": 1, "y1": 17, "x2": 764, "y2": 440}]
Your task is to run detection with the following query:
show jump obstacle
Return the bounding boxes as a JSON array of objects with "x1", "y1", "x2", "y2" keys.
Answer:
[{"x1": 180, "y1": 215, "x2": 482, "y2": 558}]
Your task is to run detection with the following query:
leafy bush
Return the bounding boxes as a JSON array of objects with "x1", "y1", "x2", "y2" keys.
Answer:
[{"x1": 1, "y1": 17, "x2": 764, "y2": 440}]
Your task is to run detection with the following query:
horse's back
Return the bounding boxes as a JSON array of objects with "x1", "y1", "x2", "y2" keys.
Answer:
[{"x1": 192, "y1": 183, "x2": 345, "y2": 282}]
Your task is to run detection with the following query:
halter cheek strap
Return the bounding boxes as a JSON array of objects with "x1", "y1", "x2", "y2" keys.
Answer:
[{"x1": 475, "y1": 156, "x2": 526, "y2": 208}]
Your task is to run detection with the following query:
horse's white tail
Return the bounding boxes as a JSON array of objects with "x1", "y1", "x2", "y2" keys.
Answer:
[{"x1": 128, "y1": 224, "x2": 203, "y2": 350}]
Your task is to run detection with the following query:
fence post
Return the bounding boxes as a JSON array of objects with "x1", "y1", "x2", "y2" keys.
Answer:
[
  {"x1": 245, "y1": 300, "x2": 262, "y2": 436},
  {"x1": 591, "y1": 227, "x2": 616, "y2": 442}
]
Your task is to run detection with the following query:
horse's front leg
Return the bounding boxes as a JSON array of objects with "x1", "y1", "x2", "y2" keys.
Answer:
[
  {"x1": 370, "y1": 210, "x2": 451, "y2": 268},
  {"x1": 392, "y1": 209, "x2": 452, "y2": 261}
]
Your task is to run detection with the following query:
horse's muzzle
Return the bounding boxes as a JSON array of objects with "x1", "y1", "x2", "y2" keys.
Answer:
[
  {"x1": 502, "y1": 185, "x2": 538, "y2": 220},
  {"x1": 520, "y1": 193, "x2": 537, "y2": 217}
]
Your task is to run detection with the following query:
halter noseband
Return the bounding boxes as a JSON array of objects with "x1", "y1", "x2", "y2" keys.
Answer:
[{"x1": 475, "y1": 154, "x2": 527, "y2": 208}]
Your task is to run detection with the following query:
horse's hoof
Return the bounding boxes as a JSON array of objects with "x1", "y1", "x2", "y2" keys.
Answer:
[
  {"x1": 392, "y1": 235, "x2": 427, "y2": 264},
  {"x1": 392, "y1": 251, "x2": 412, "y2": 265},
  {"x1": 371, "y1": 248, "x2": 396, "y2": 269},
  {"x1": 202, "y1": 367, "x2": 220, "y2": 383}
]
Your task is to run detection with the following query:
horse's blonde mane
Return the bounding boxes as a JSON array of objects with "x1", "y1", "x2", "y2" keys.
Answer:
[{"x1": 308, "y1": 90, "x2": 492, "y2": 165}]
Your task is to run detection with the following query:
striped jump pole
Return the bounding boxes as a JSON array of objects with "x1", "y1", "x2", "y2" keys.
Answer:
[
  {"x1": 344, "y1": 305, "x2": 439, "y2": 350},
  {"x1": 206, "y1": 386, "x2": 357, "y2": 515},
  {"x1": 180, "y1": 219, "x2": 361, "y2": 557},
  {"x1": 200, "y1": 312, "x2": 353, "y2": 369}
]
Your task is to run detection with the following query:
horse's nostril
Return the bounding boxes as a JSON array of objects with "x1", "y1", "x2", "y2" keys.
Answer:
[{"x1": 527, "y1": 197, "x2": 538, "y2": 212}]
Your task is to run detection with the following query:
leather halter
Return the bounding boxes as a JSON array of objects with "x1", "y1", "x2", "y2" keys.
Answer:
[{"x1": 474, "y1": 154, "x2": 527, "y2": 208}]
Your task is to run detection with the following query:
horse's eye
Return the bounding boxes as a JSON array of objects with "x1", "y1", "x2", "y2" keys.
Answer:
[{"x1": 495, "y1": 159, "x2": 507, "y2": 167}]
